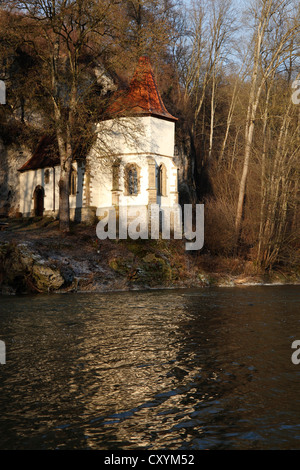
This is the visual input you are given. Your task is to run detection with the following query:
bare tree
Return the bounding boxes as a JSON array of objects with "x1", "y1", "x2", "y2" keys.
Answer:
[
  {"x1": 2, "y1": 0, "x2": 126, "y2": 231},
  {"x1": 256, "y1": 70, "x2": 300, "y2": 269},
  {"x1": 1, "y1": 0, "x2": 180, "y2": 231},
  {"x1": 175, "y1": 0, "x2": 237, "y2": 196},
  {"x1": 235, "y1": 0, "x2": 300, "y2": 243}
]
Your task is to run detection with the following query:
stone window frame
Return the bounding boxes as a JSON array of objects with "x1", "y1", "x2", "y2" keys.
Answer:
[
  {"x1": 124, "y1": 163, "x2": 141, "y2": 196},
  {"x1": 157, "y1": 163, "x2": 167, "y2": 196}
]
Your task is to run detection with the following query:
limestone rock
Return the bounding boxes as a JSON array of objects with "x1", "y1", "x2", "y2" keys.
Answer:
[
  {"x1": 0, "y1": 241, "x2": 67, "y2": 293},
  {"x1": 32, "y1": 263, "x2": 64, "y2": 291}
]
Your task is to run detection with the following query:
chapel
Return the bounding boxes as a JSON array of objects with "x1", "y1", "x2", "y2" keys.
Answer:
[{"x1": 17, "y1": 56, "x2": 179, "y2": 223}]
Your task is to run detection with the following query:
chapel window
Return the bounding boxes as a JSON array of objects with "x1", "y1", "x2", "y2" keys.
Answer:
[
  {"x1": 70, "y1": 168, "x2": 77, "y2": 195},
  {"x1": 158, "y1": 164, "x2": 167, "y2": 196},
  {"x1": 125, "y1": 164, "x2": 140, "y2": 196}
]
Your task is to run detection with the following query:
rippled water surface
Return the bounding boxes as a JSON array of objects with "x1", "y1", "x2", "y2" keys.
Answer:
[{"x1": 0, "y1": 286, "x2": 299, "y2": 450}]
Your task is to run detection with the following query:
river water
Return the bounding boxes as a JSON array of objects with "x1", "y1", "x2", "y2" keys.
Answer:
[{"x1": 0, "y1": 285, "x2": 299, "y2": 450}]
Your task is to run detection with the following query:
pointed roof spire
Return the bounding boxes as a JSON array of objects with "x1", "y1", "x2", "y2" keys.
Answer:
[{"x1": 106, "y1": 56, "x2": 177, "y2": 122}]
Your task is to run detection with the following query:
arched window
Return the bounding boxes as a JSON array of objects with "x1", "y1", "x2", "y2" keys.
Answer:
[
  {"x1": 158, "y1": 164, "x2": 167, "y2": 196},
  {"x1": 33, "y1": 185, "x2": 44, "y2": 217},
  {"x1": 125, "y1": 164, "x2": 140, "y2": 196},
  {"x1": 70, "y1": 168, "x2": 77, "y2": 195}
]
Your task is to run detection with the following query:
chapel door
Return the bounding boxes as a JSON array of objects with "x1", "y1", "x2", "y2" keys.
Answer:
[{"x1": 34, "y1": 186, "x2": 44, "y2": 217}]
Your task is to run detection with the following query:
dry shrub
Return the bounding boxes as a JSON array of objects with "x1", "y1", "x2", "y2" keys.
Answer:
[{"x1": 204, "y1": 196, "x2": 236, "y2": 255}]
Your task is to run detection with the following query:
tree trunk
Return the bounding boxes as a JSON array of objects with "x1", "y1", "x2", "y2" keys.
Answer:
[
  {"x1": 208, "y1": 71, "x2": 216, "y2": 164},
  {"x1": 234, "y1": 6, "x2": 265, "y2": 242},
  {"x1": 59, "y1": 161, "x2": 72, "y2": 233},
  {"x1": 235, "y1": 116, "x2": 255, "y2": 239},
  {"x1": 257, "y1": 82, "x2": 272, "y2": 265}
]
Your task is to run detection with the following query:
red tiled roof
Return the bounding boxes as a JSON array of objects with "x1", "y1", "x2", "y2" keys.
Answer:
[
  {"x1": 17, "y1": 134, "x2": 91, "y2": 172},
  {"x1": 105, "y1": 56, "x2": 177, "y2": 122},
  {"x1": 18, "y1": 58, "x2": 176, "y2": 173},
  {"x1": 18, "y1": 135, "x2": 59, "y2": 172}
]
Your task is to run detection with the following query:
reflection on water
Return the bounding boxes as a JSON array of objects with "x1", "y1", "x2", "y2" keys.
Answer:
[{"x1": 0, "y1": 286, "x2": 299, "y2": 450}]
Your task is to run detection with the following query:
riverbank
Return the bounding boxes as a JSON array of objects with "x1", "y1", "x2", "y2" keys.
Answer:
[{"x1": 0, "y1": 217, "x2": 299, "y2": 295}]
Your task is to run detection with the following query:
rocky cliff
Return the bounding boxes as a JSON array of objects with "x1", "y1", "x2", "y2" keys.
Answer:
[{"x1": 0, "y1": 138, "x2": 31, "y2": 217}]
